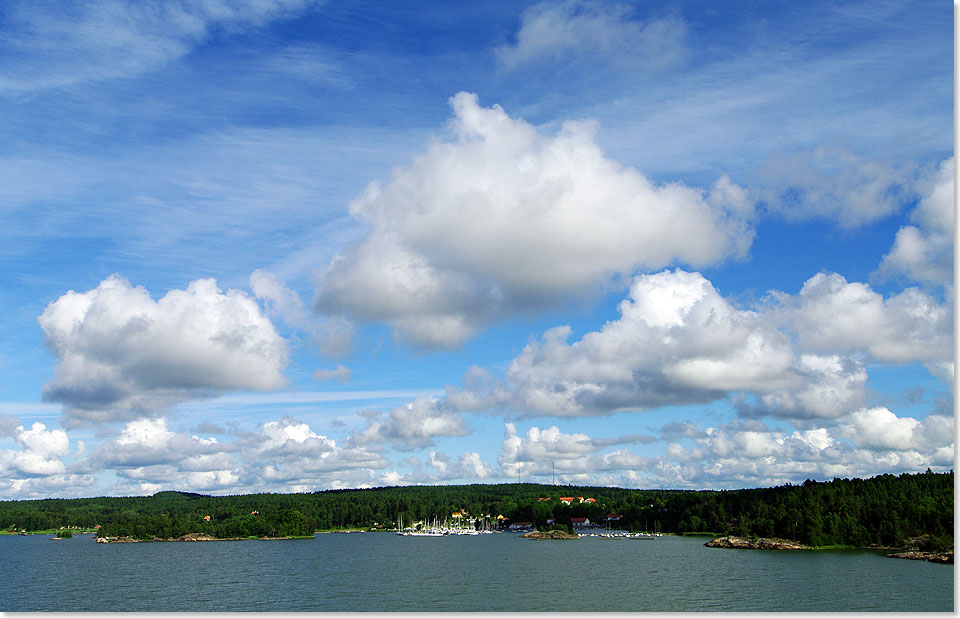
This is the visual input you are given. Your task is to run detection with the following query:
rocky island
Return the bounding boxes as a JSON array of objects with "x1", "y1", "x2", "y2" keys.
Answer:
[
  {"x1": 705, "y1": 536, "x2": 810, "y2": 550},
  {"x1": 521, "y1": 529, "x2": 579, "y2": 540},
  {"x1": 883, "y1": 551, "x2": 953, "y2": 564},
  {"x1": 706, "y1": 535, "x2": 953, "y2": 564}
]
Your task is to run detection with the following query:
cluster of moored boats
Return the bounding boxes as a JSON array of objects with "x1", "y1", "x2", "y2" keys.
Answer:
[
  {"x1": 394, "y1": 515, "x2": 661, "y2": 539},
  {"x1": 397, "y1": 528, "x2": 499, "y2": 536},
  {"x1": 590, "y1": 531, "x2": 659, "y2": 540},
  {"x1": 395, "y1": 516, "x2": 500, "y2": 536}
]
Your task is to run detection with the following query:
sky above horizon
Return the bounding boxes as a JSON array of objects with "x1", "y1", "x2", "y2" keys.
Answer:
[{"x1": 0, "y1": 0, "x2": 954, "y2": 499}]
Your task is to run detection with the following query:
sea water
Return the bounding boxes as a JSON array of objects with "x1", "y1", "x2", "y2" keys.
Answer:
[{"x1": 0, "y1": 533, "x2": 952, "y2": 612}]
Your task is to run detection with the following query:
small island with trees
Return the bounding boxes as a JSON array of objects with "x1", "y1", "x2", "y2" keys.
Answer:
[{"x1": 0, "y1": 470, "x2": 951, "y2": 562}]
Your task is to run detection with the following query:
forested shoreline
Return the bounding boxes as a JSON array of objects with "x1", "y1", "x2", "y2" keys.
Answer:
[{"x1": 0, "y1": 470, "x2": 952, "y2": 549}]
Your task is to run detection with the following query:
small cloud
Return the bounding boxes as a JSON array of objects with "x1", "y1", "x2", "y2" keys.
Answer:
[
  {"x1": 193, "y1": 422, "x2": 229, "y2": 435},
  {"x1": 757, "y1": 147, "x2": 916, "y2": 227},
  {"x1": 311, "y1": 365, "x2": 351, "y2": 383},
  {"x1": 250, "y1": 268, "x2": 307, "y2": 328},
  {"x1": 0, "y1": 414, "x2": 21, "y2": 438},
  {"x1": 590, "y1": 434, "x2": 656, "y2": 447},
  {"x1": 496, "y1": 1, "x2": 687, "y2": 74},
  {"x1": 350, "y1": 397, "x2": 469, "y2": 450}
]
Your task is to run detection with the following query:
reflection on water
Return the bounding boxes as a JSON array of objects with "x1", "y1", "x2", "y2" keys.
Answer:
[{"x1": 0, "y1": 533, "x2": 952, "y2": 612}]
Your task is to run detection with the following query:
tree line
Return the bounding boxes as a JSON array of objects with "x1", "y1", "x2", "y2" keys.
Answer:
[{"x1": 0, "y1": 470, "x2": 951, "y2": 548}]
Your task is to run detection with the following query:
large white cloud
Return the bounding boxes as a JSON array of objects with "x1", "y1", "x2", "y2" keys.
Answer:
[
  {"x1": 314, "y1": 92, "x2": 755, "y2": 347},
  {"x1": 39, "y1": 275, "x2": 288, "y2": 424},
  {"x1": 449, "y1": 267, "x2": 951, "y2": 420},
  {"x1": 451, "y1": 269, "x2": 812, "y2": 417},
  {"x1": 877, "y1": 157, "x2": 954, "y2": 285}
]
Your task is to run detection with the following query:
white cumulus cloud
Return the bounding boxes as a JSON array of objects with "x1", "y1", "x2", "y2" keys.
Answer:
[
  {"x1": 781, "y1": 271, "x2": 952, "y2": 364},
  {"x1": 96, "y1": 417, "x2": 240, "y2": 492},
  {"x1": 658, "y1": 411, "x2": 953, "y2": 489},
  {"x1": 877, "y1": 157, "x2": 954, "y2": 285},
  {"x1": 351, "y1": 396, "x2": 470, "y2": 449},
  {"x1": 836, "y1": 407, "x2": 954, "y2": 452},
  {"x1": 7, "y1": 422, "x2": 70, "y2": 476},
  {"x1": 314, "y1": 93, "x2": 755, "y2": 348},
  {"x1": 244, "y1": 416, "x2": 387, "y2": 490},
  {"x1": 450, "y1": 267, "x2": 951, "y2": 421},
  {"x1": 39, "y1": 275, "x2": 288, "y2": 425},
  {"x1": 452, "y1": 269, "x2": 802, "y2": 417}
]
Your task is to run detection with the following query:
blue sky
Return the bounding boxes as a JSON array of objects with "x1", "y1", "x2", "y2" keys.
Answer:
[{"x1": 0, "y1": 0, "x2": 953, "y2": 498}]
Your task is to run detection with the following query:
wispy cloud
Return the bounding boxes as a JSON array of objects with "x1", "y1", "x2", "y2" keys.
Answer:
[
  {"x1": 0, "y1": 0, "x2": 320, "y2": 95},
  {"x1": 187, "y1": 389, "x2": 445, "y2": 408}
]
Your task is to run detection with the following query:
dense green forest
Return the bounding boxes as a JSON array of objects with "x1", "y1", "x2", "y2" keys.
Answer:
[{"x1": 0, "y1": 470, "x2": 952, "y2": 548}]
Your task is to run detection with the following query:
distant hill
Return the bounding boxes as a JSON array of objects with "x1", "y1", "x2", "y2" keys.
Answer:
[{"x1": 151, "y1": 491, "x2": 208, "y2": 500}]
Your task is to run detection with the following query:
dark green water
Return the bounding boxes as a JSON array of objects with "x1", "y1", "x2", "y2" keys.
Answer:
[{"x1": 0, "y1": 533, "x2": 952, "y2": 611}]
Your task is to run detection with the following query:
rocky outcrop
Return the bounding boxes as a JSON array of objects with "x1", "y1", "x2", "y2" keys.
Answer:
[
  {"x1": 96, "y1": 536, "x2": 140, "y2": 543},
  {"x1": 522, "y1": 530, "x2": 579, "y2": 540},
  {"x1": 705, "y1": 536, "x2": 810, "y2": 550},
  {"x1": 96, "y1": 533, "x2": 300, "y2": 543},
  {"x1": 177, "y1": 533, "x2": 219, "y2": 541},
  {"x1": 884, "y1": 551, "x2": 953, "y2": 564}
]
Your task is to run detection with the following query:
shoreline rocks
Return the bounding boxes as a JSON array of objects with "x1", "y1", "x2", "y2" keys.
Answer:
[
  {"x1": 176, "y1": 533, "x2": 221, "y2": 542},
  {"x1": 96, "y1": 532, "x2": 301, "y2": 543},
  {"x1": 706, "y1": 535, "x2": 954, "y2": 564},
  {"x1": 883, "y1": 551, "x2": 953, "y2": 564},
  {"x1": 521, "y1": 530, "x2": 579, "y2": 540},
  {"x1": 96, "y1": 536, "x2": 141, "y2": 543},
  {"x1": 705, "y1": 536, "x2": 810, "y2": 550}
]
